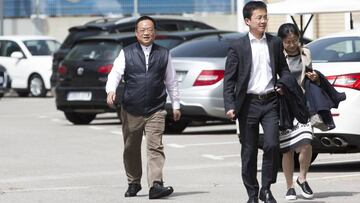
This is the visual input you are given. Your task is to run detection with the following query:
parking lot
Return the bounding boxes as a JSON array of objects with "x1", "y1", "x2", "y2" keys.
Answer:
[{"x1": 0, "y1": 96, "x2": 360, "y2": 203}]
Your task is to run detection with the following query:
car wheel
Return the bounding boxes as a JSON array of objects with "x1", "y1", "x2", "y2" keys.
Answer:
[
  {"x1": 29, "y1": 74, "x2": 47, "y2": 97},
  {"x1": 64, "y1": 112, "x2": 96, "y2": 125},
  {"x1": 0, "y1": 92, "x2": 3, "y2": 98},
  {"x1": 165, "y1": 118, "x2": 190, "y2": 134}
]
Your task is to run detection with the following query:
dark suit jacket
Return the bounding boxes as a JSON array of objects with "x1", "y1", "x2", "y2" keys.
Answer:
[{"x1": 223, "y1": 33, "x2": 290, "y2": 118}]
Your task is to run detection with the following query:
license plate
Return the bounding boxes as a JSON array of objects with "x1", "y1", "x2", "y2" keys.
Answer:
[
  {"x1": 67, "y1": 92, "x2": 92, "y2": 101},
  {"x1": 176, "y1": 71, "x2": 187, "y2": 82}
]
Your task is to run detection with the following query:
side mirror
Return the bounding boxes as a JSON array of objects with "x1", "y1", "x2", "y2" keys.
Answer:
[{"x1": 10, "y1": 51, "x2": 24, "y2": 59}]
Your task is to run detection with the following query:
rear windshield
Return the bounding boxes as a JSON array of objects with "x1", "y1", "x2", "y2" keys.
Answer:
[
  {"x1": 23, "y1": 40, "x2": 60, "y2": 56},
  {"x1": 155, "y1": 38, "x2": 183, "y2": 49},
  {"x1": 307, "y1": 36, "x2": 360, "y2": 62},
  {"x1": 171, "y1": 37, "x2": 233, "y2": 58},
  {"x1": 65, "y1": 41, "x2": 121, "y2": 61}
]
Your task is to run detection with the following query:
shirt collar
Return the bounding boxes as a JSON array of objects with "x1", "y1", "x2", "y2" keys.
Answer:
[
  {"x1": 248, "y1": 32, "x2": 266, "y2": 42},
  {"x1": 140, "y1": 44, "x2": 152, "y2": 52}
]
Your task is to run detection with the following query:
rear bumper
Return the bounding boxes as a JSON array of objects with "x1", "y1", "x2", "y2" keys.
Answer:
[
  {"x1": 55, "y1": 86, "x2": 115, "y2": 113},
  {"x1": 312, "y1": 133, "x2": 360, "y2": 153}
]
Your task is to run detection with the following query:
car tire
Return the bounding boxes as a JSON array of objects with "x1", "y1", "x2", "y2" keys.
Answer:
[
  {"x1": 64, "y1": 112, "x2": 96, "y2": 125},
  {"x1": 29, "y1": 74, "x2": 47, "y2": 97},
  {"x1": 0, "y1": 92, "x2": 3, "y2": 98},
  {"x1": 165, "y1": 118, "x2": 190, "y2": 134}
]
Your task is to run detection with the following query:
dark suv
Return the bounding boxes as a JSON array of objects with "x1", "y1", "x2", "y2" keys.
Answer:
[
  {"x1": 51, "y1": 16, "x2": 216, "y2": 87},
  {"x1": 55, "y1": 30, "x2": 230, "y2": 124}
]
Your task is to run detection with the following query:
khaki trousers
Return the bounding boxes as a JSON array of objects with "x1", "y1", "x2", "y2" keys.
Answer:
[{"x1": 120, "y1": 107, "x2": 167, "y2": 187}]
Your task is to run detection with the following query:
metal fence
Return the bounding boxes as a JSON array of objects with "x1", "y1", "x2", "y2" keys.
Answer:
[{"x1": 3, "y1": 0, "x2": 237, "y2": 18}]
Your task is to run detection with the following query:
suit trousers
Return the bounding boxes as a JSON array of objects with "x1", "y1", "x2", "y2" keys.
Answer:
[
  {"x1": 120, "y1": 107, "x2": 167, "y2": 187},
  {"x1": 238, "y1": 95, "x2": 280, "y2": 198}
]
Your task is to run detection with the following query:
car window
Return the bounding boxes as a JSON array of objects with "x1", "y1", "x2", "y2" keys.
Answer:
[
  {"x1": 177, "y1": 22, "x2": 215, "y2": 31},
  {"x1": 65, "y1": 41, "x2": 122, "y2": 61},
  {"x1": 171, "y1": 37, "x2": 232, "y2": 57},
  {"x1": 0, "y1": 40, "x2": 23, "y2": 57},
  {"x1": 307, "y1": 37, "x2": 360, "y2": 62},
  {"x1": 157, "y1": 23, "x2": 179, "y2": 31},
  {"x1": 155, "y1": 38, "x2": 183, "y2": 49},
  {"x1": 61, "y1": 29, "x2": 104, "y2": 49},
  {"x1": 23, "y1": 40, "x2": 60, "y2": 56}
]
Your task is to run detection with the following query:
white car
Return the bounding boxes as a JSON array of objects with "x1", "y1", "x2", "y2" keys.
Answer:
[
  {"x1": 0, "y1": 35, "x2": 60, "y2": 97},
  {"x1": 306, "y1": 29, "x2": 360, "y2": 154}
]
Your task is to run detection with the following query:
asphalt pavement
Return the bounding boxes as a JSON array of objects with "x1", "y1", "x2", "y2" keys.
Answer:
[{"x1": 0, "y1": 96, "x2": 360, "y2": 203}]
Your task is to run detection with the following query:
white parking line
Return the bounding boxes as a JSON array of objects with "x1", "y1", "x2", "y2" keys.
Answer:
[
  {"x1": 202, "y1": 154, "x2": 240, "y2": 160},
  {"x1": 167, "y1": 141, "x2": 238, "y2": 148},
  {"x1": 89, "y1": 126, "x2": 104, "y2": 130},
  {"x1": 110, "y1": 130, "x2": 122, "y2": 135}
]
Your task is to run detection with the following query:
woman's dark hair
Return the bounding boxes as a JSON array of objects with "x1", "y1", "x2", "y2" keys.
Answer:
[
  {"x1": 277, "y1": 23, "x2": 300, "y2": 40},
  {"x1": 135, "y1": 15, "x2": 156, "y2": 30},
  {"x1": 243, "y1": 1, "x2": 267, "y2": 19}
]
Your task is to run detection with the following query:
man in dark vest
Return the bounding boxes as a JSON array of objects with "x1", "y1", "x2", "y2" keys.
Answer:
[{"x1": 106, "y1": 16, "x2": 181, "y2": 199}]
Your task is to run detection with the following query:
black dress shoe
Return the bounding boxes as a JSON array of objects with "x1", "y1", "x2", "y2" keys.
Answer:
[
  {"x1": 247, "y1": 197, "x2": 259, "y2": 203},
  {"x1": 149, "y1": 181, "x2": 174, "y2": 199},
  {"x1": 124, "y1": 183, "x2": 142, "y2": 197},
  {"x1": 259, "y1": 189, "x2": 277, "y2": 203}
]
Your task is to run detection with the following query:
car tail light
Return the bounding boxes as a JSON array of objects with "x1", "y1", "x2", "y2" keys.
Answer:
[
  {"x1": 57, "y1": 65, "x2": 67, "y2": 76},
  {"x1": 97, "y1": 64, "x2": 113, "y2": 74},
  {"x1": 326, "y1": 73, "x2": 360, "y2": 90},
  {"x1": 193, "y1": 70, "x2": 224, "y2": 86}
]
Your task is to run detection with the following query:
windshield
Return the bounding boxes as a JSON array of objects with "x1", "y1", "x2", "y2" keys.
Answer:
[
  {"x1": 23, "y1": 40, "x2": 60, "y2": 56},
  {"x1": 307, "y1": 36, "x2": 360, "y2": 62},
  {"x1": 171, "y1": 37, "x2": 233, "y2": 58},
  {"x1": 65, "y1": 41, "x2": 122, "y2": 61}
]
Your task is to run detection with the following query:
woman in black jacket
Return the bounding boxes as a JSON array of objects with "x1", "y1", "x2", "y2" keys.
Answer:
[{"x1": 277, "y1": 23, "x2": 319, "y2": 201}]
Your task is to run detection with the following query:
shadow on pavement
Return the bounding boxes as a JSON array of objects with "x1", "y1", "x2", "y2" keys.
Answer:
[
  {"x1": 309, "y1": 161, "x2": 360, "y2": 172},
  {"x1": 170, "y1": 191, "x2": 210, "y2": 197}
]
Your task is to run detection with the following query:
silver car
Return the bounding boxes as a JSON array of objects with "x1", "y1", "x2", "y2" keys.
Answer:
[{"x1": 165, "y1": 33, "x2": 245, "y2": 133}]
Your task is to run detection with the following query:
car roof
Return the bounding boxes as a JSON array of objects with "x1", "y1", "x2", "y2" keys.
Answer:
[
  {"x1": 315, "y1": 29, "x2": 360, "y2": 39},
  {"x1": 76, "y1": 30, "x2": 234, "y2": 43},
  {"x1": 86, "y1": 15, "x2": 211, "y2": 26},
  {"x1": 0, "y1": 35, "x2": 58, "y2": 41},
  {"x1": 69, "y1": 15, "x2": 215, "y2": 32},
  {"x1": 76, "y1": 33, "x2": 136, "y2": 42}
]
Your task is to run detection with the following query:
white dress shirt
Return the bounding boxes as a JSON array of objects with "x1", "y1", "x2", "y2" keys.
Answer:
[
  {"x1": 106, "y1": 44, "x2": 180, "y2": 110},
  {"x1": 247, "y1": 32, "x2": 274, "y2": 94}
]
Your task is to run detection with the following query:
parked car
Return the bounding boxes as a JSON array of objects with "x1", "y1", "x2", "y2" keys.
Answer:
[
  {"x1": 54, "y1": 30, "x2": 230, "y2": 124},
  {"x1": 306, "y1": 30, "x2": 360, "y2": 155},
  {"x1": 164, "y1": 32, "x2": 246, "y2": 133},
  {"x1": 51, "y1": 16, "x2": 216, "y2": 87},
  {"x1": 0, "y1": 35, "x2": 61, "y2": 97},
  {"x1": 0, "y1": 64, "x2": 10, "y2": 98}
]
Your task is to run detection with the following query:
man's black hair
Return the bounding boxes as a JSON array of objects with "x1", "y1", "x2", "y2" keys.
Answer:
[
  {"x1": 242, "y1": 1, "x2": 267, "y2": 19},
  {"x1": 135, "y1": 16, "x2": 156, "y2": 30}
]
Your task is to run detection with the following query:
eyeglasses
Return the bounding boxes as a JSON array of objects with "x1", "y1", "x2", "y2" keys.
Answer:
[
  {"x1": 252, "y1": 15, "x2": 268, "y2": 22},
  {"x1": 137, "y1": 28, "x2": 155, "y2": 34}
]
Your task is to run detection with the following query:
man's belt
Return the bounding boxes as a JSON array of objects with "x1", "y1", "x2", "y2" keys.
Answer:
[{"x1": 247, "y1": 91, "x2": 277, "y2": 100}]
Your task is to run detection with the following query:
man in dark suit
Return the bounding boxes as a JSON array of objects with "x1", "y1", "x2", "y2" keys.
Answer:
[{"x1": 223, "y1": 1, "x2": 290, "y2": 203}]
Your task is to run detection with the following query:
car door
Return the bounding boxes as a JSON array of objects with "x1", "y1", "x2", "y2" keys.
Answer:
[{"x1": 0, "y1": 40, "x2": 29, "y2": 89}]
